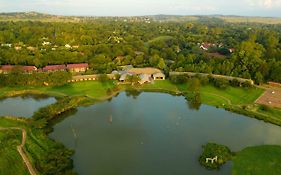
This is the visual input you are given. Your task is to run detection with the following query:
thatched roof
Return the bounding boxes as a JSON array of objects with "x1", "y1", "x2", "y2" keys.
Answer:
[{"x1": 128, "y1": 67, "x2": 161, "y2": 75}]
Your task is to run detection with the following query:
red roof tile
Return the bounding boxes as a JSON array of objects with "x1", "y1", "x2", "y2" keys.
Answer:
[
  {"x1": 21, "y1": 66, "x2": 37, "y2": 71},
  {"x1": 0, "y1": 65, "x2": 14, "y2": 71},
  {"x1": 43, "y1": 65, "x2": 66, "y2": 71},
  {"x1": 67, "y1": 63, "x2": 89, "y2": 69},
  {"x1": 0, "y1": 65, "x2": 37, "y2": 71}
]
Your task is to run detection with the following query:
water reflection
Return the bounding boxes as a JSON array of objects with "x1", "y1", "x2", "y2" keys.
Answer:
[
  {"x1": 50, "y1": 92, "x2": 281, "y2": 175},
  {"x1": 0, "y1": 95, "x2": 56, "y2": 117},
  {"x1": 125, "y1": 89, "x2": 142, "y2": 99}
]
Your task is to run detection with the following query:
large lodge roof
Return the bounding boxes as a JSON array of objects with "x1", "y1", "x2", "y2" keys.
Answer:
[{"x1": 127, "y1": 67, "x2": 162, "y2": 75}]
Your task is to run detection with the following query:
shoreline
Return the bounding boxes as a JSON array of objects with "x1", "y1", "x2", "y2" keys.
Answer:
[{"x1": 0, "y1": 81, "x2": 280, "y2": 127}]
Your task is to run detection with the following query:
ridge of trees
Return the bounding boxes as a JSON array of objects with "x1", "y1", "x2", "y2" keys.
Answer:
[{"x1": 0, "y1": 20, "x2": 281, "y2": 83}]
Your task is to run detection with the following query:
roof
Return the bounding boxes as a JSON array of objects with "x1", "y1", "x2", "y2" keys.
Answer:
[
  {"x1": 43, "y1": 65, "x2": 66, "y2": 71},
  {"x1": 21, "y1": 66, "x2": 37, "y2": 71},
  {"x1": 153, "y1": 72, "x2": 165, "y2": 77},
  {"x1": 0, "y1": 65, "x2": 37, "y2": 71},
  {"x1": 128, "y1": 67, "x2": 162, "y2": 75},
  {"x1": 139, "y1": 74, "x2": 151, "y2": 84},
  {"x1": 67, "y1": 63, "x2": 89, "y2": 69},
  {"x1": 0, "y1": 65, "x2": 14, "y2": 71},
  {"x1": 119, "y1": 74, "x2": 128, "y2": 81}
]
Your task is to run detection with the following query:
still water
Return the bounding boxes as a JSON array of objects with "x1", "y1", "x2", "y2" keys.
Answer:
[
  {"x1": 0, "y1": 94, "x2": 56, "y2": 117},
  {"x1": 50, "y1": 92, "x2": 281, "y2": 175}
]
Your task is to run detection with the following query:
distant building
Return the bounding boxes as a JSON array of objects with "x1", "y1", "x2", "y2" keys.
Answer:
[
  {"x1": 152, "y1": 72, "x2": 165, "y2": 80},
  {"x1": 72, "y1": 45, "x2": 79, "y2": 49},
  {"x1": 21, "y1": 66, "x2": 38, "y2": 73},
  {"x1": 65, "y1": 44, "x2": 72, "y2": 48},
  {"x1": 67, "y1": 63, "x2": 89, "y2": 73},
  {"x1": 229, "y1": 48, "x2": 235, "y2": 53},
  {"x1": 1, "y1": 43, "x2": 12, "y2": 47},
  {"x1": 138, "y1": 74, "x2": 151, "y2": 84},
  {"x1": 0, "y1": 65, "x2": 13, "y2": 74},
  {"x1": 42, "y1": 65, "x2": 66, "y2": 72},
  {"x1": 0, "y1": 65, "x2": 37, "y2": 74},
  {"x1": 116, "y1": 67, "x2": 165, "y2": 84},
  {"x1": 42, "y1": 41, "x2": 51, "y2": 46},
  {"x1": 199, "y1": 42, "x2": 216, "y2": 51},
  {"x1": 14, "y1": 46, "x2": 22, "y2": 51},
  {"x1": 27, "y1": 46, "x2": 36, "y2": 51}
]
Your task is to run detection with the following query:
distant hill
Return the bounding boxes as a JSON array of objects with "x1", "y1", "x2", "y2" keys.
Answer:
[
  {"x1": 149, "y1": 14, "x2": 281, "y2": 24},
  {"x1": 0, "y1": 12, "x2": 83, "y2": 22},
  {"x1": 1, "y1": 12, "x2": 281, "y2": 24}
]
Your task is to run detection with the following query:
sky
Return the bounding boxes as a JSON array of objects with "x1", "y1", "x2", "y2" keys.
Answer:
[{"x1": 0, "y1": 0, "x2": 281, "y2": 17}]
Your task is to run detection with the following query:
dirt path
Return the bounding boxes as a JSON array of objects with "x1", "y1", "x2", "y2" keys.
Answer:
[{"x1": 0, "y1": 127, "x2": 37, "y2": 175}]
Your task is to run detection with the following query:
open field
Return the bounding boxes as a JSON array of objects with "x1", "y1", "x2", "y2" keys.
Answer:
[
  {"x1": 0, "y1": 81, "x2": 116, "y2": 99},
  {"x1": 141, "y1": 80, "x2": 264, "y2": 107},
  {"x1": 232, "y1": 145, "x2": 281, "y2": 175}
]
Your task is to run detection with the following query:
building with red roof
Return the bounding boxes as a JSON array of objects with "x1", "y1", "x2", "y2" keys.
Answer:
[
  {"x1": 66, "y1": 63, "x2": 89, "y2": 73},
  {"x1": 42, "y1": 65, "x2": 66, "y2": 72},
  {"x1": 0, "y1": 65, "x2": 37, "y2": 74}
]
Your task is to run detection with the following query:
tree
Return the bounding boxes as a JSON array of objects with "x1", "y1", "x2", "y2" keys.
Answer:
[
  {"x1": 254, "y1": 72, "x2": 263, "y2": 85},
  {"x1": 188, "y1": 78, "x2": 201, "y2": 92}
]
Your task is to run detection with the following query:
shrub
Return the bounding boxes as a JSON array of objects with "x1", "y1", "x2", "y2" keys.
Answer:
[
  {"x1": 259, "y1": 104, "x2": 271, "y2": 112},
  {"x1": 199, "y1": 143, "x2": 233, "y2": 169},
  {"x1": 170, "y1": 75, "x2": 188, "y2": 84},
  {"x1": 230, "y1": 79, "x2": 241, "y2": 87},
  {"x1": 213, "y1": 78, "x2": 229, "y2": 89}
]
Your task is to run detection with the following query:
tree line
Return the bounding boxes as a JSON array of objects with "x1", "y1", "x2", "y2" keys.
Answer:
[{"x1": 0, "y1": 20, "x2": 281, "y2": 84}]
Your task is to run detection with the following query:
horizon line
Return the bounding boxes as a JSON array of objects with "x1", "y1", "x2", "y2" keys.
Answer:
[{"x1": 1, "y1": 11, "x2": 281, "y2": 19}]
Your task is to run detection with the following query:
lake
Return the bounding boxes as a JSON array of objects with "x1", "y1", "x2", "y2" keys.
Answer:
[
  {"x1": 49, "y1": 92, "x2": 281, "y2": 175},
  {"x1": 0, "y1": 94, "x2": 56, "y2": 117}
]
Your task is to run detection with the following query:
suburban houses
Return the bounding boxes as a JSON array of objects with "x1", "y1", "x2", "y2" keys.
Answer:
[
  {"x1": 0, "y1": 65, "x2": 37, "y2": 74},
  {"x1": 0, "y1": 63, "x2": 89, "y2": 74},
  {"x1": 0, "y1": 63, "x2": 165, "y2": 85},
  {"x1": 67, "y1": 63, "x2": 89, "y2": 73}
]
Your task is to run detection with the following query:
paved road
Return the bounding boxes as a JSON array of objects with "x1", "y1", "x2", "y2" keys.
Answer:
[{"x1": 0, "y1": 127, "x2": 37, "y2": 175}]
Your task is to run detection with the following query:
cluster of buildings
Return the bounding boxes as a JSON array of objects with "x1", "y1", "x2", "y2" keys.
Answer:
[
  {"x1": 1, "y1": 42, "x2": 80, "y2": 52},
  {"x1": 198, "y1": 42, "x2": 235, "y2": 53},
  {"x1": 0, "y1": 63, "x2": 89, "y2": 74},
  {"x1": 112, "y1": 66, "x2": 165, "y2": 84}
]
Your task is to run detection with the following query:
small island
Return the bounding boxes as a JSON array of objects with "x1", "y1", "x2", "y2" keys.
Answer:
[{"x1": 199, "y1": 143, "x2": 281, "y2": 175}]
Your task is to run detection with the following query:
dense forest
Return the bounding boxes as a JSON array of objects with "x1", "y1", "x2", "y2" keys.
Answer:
[{"x1": 1, "y1": 15, "x2": 281, "y2": 83}]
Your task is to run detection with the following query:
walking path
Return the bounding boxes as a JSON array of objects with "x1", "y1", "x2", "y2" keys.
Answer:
[{"x1": 0, "y1": 127, "x2": 37, "y2": 175}]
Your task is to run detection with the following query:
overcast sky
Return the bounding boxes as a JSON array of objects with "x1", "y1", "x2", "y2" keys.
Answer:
[{"x1": 1, "y1": 0, "x2": 281, "y2": 17}]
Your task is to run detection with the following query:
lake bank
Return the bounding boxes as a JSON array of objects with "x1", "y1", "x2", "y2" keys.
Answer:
[
  {"x1": 0, "y1": 80, "x2": 280, "y2": 126},
  {"x1": 0, "y1": 85, "x2": 280, "y2": 174}
]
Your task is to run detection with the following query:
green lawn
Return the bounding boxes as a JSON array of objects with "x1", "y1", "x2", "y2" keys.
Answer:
[
  {"x1": 200, "y1": 85, "x2": 264, "y2": 106},
  {"x1": 140, "y1": 80, "x2": 264, "y2": 107},
  {"x1": 0, "y1": 81, "x2": 116, "y2": 99},
  {"x1": 232, "y1": 145, "x2": 281, "y2": 175},
  {"x1": 0, "y1": 129, "x2": 30, "y2": 175}
]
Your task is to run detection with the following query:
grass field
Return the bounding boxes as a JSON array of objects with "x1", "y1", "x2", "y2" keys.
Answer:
[
  {"x1": 232, "y1": 145, "x2": 281, "y2": 175},
  {"x1": 141, "y1": 80, "x2": 264, "y2": 106},
  {"x1": 0, "y1": 129, "x2": 30, "y2": 175},
  {"x1": 0, "y1": 81, "x2": 116, "y2": 99}
]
